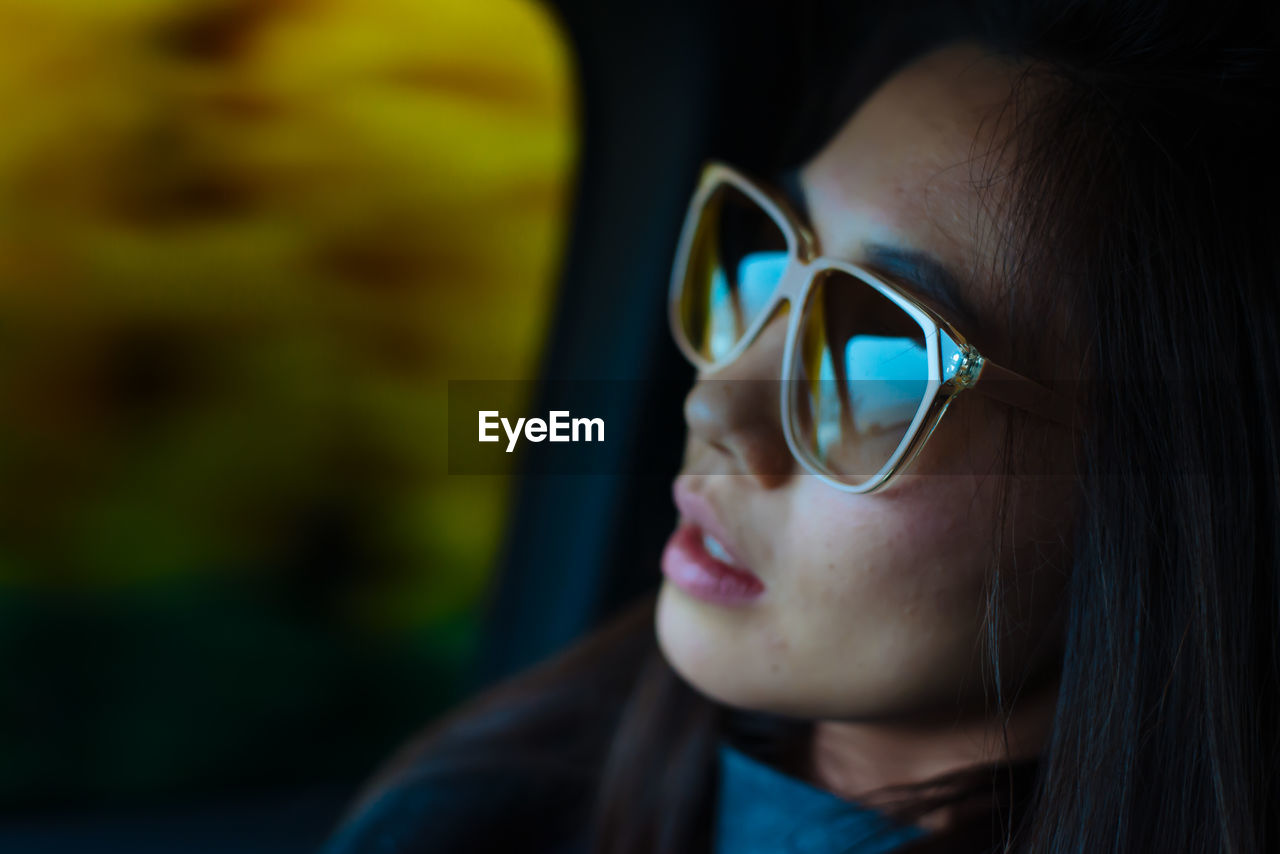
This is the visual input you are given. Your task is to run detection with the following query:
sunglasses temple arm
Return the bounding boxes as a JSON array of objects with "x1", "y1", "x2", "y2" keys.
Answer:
[{"x1": 971, "y1": 359, "x2": 1075, "y2": 427}]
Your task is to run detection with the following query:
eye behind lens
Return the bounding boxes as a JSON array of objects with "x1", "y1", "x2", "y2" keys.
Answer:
[{"x1": 788, "y1": 269, "x2": 931, "y2": 485}]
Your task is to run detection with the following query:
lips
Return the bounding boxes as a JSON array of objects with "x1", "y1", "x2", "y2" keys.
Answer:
[{"x1": 661, "y1": 480, "x2": 765, "y2": 606}]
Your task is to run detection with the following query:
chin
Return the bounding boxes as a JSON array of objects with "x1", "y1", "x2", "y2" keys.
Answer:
[
  {"x1": 657, "y1": 582, "x2": 742, "y2": 701},
  {"x1": 654, "y1": 581, "x2": 797, "y2": 715},
  {"x1": 655, "y1": 581, "x2": 939, "y2": 721}
]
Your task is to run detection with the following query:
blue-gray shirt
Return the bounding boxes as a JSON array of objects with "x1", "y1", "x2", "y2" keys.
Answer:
[{"x1": 715, "y1": 744, "x2": 927, "y2": 854}]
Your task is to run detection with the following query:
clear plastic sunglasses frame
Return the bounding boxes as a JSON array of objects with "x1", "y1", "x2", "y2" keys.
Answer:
[{"x1": 668, "y1": 161, "x2": 1071, "y2": 493}]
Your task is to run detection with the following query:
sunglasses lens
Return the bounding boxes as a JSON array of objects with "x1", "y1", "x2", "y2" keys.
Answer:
[
  {"x1": 789, "y1": 269, "x2": 931, "y2": 485},
  {"x1": 677, "y1": 183, "x2": 789, "y2": 362}
]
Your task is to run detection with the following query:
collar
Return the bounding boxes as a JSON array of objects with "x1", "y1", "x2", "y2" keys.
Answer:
[{"x1": 714, "y1": 743, "x2": 927, "y2": 854}]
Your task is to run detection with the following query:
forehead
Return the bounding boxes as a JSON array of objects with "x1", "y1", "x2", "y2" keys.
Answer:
[{"x1": 799, "y1": 44, "x2": 1022, "y2": 314}]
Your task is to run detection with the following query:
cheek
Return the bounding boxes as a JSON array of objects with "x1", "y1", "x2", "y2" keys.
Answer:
[
  {"x1": 772, "y1": 404, "x2": 1012, "y2": 648},
  {"x1": 795, "y1": 475, "x2": 988, "y2": 603},
  {"x1": 780, "y1": 475, "x2": 991, "y2": 618},
  {"x1": 718, "y1": 476, "x2": 1003, "y2": 719}
]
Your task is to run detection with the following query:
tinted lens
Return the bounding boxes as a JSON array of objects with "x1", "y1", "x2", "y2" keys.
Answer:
[
  {"x1": 677, "y1": 184, "x2": 789, "y2": 362},
  {"x1": 789, "y1": 269, "x2": 930, "y2": 485}
]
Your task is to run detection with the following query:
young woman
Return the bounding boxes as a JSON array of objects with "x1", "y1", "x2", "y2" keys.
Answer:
[{"x1": 324, "y1": 0, "x2": 1280, "y2": 851}]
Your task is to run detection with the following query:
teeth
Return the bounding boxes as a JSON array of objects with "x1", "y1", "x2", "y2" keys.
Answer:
[{"x1": 702, "y1": 532, "x2": 736, "y2": 565}]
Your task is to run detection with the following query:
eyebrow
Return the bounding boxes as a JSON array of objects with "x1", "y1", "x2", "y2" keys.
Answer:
[
  {"x1": 774, "y1": 168, "x2": 986, "y2": 337},
  {"x1": 861, "y1": 244, "x2": 985, "y2": 336}
]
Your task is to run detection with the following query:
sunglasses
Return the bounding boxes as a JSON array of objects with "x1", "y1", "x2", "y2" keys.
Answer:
[{"x1": 668, "y1": 162, "x2": 1071, "y2": 493}]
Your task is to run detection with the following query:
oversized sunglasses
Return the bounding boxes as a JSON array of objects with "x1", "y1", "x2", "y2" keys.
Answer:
[{"x1": 668, "y1": 162, "x2": 1071, "y2": 493}]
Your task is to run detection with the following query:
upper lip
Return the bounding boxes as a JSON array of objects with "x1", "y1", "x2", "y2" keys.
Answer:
[{"x1": 672, "y1": 478, "x2": 751, "y2": 571}]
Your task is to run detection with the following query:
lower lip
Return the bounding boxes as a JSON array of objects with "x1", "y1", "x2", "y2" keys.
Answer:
[{"x1": 661, "y1": 524, "x2": 765, "y2": 606}]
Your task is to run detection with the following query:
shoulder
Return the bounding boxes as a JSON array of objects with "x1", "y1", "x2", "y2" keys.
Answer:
[{"x1": 320, "y1": 594, "x2": 659, "y2": 854}]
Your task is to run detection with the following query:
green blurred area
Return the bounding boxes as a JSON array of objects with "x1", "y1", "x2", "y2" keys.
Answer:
[
  {"x1": 0, "y1": 577, "x2": 479, "y2": 805},
  {"x1": 0, "y1": 0, "x2": 575, "y2": 804}
]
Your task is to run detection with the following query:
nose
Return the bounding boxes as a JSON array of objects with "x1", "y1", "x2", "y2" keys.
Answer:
[{"x1": 682, "y1": 305, "x2": 797, "y2": 488}]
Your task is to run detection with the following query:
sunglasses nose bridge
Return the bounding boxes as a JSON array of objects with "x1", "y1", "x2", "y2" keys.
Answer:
[
  {"x1": 775, "y1": 252, "x2": 814, "y2": 304},
  {"x1": 794, "y1": 224, "x2": 820, "y2": 262}
]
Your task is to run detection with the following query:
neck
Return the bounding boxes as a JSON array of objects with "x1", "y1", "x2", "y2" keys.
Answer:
[{"x1": 808, "y1": 674, "x2": 1059, "y2": 827}]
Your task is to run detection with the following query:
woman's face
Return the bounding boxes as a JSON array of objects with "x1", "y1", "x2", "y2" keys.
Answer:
[{"x1": 656, "y1": 45, "x2": 1076, "y2": 722}]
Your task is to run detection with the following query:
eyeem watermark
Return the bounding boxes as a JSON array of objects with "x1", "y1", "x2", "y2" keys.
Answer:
[{"x1": 479, "y1": 410, "x2": 605, "y2": 453}]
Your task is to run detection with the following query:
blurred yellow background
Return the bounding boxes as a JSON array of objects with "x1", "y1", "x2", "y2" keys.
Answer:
[{"x1": 0, "y1": 0, "x2": 575, "y2": 803}]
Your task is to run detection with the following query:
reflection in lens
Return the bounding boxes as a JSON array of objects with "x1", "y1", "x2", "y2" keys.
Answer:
[
  {"x1": 791, "y1": 270, "x2": 929, "y2": 484},
  {"x1": 679, "y1": 184, "x2": 788, "y2": 361}
]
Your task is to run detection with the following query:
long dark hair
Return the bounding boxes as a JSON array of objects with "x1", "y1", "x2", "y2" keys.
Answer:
[
  {"x1": 986, "y1": 1, "x2": 1280, "y2": 851},
  {"x1": 350, "y1": 1, "x2": 1280, "y2": 851}
]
